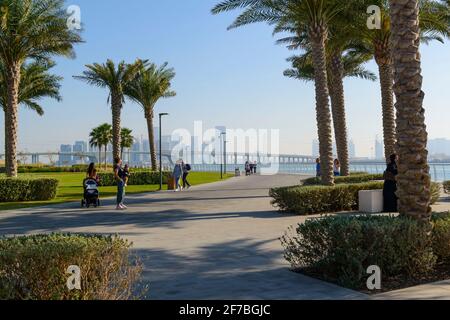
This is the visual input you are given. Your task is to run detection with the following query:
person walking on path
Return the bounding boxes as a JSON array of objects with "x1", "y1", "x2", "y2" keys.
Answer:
[
  {"x1": 173, "y1": 160, "x2": 183, "y2": 192},
  {"x1": 316, "y1": 158, "x2": 321, "y2": 178},
  {"x1": 182, "y1": 162, "x2": 192, "y2": 189},
  {"x1": 333, "y1": 159, "x2": 341, "y2": 177},
  {"x1": 114, "y1": 157, "x2": 127, "y2": 210},
  {"x1": 383, "y1": 154, "x2": 399, "y2": 213}
]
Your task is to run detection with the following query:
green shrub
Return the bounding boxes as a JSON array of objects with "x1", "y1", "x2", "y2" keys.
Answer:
[
  {"x1": 97, "y1": 171, "x2": 171, "y2": 186},
  {"x1": 431, "y1": 182, "x2": 442, "y2": 205},
  {"x1": 432, "y1": 213, "x2": 450, "y2": 264},
  {"x1": 270, "y1": 182, "x2": 384, "y2": 215},
  {"x1": 443, "y1": 181, "x2": 450, "y2": 194},
  {"x1": 302, "y1": 174, "x2": 384, "y2": 186},
  {"x1": 0, "y1": 234, "x2": 144, "y2": 300},
  {"x1": 281, "y1": 215, "x2": 437, "y2": 289},
  {"x1": 0, "y1": 178, "x2": 58, "y2": 202},
  {"x1": 8, "y1": 165, "x2": 90, "y2": 173}
]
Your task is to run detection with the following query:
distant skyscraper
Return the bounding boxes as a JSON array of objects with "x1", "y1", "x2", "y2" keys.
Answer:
[
  {"x1": 142, "y1": 139, "x2": 150, "y2": 163},
  {"x1": 375, "y1": 137, "x2": 384, "y2": 160},
  {"x1": 131, "y1": 139, "x2": 141, "y2": 166},
  {"x1": 73, "y1": 141, "x2": 87, "y2": 153},
  {"x1": 72, "y1": 141, "x2": 88, "y2": 164},
  {"x1": 349, "y1": 140, "x2": 356, "y2": 159},
  {"x1": 59, "y1": 144, "x2": 72, "y2": 165}
]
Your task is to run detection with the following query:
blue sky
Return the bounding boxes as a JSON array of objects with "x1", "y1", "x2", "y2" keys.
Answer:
[{"x1": 1, "y1": 0, "x2": 449, "y2": 157}]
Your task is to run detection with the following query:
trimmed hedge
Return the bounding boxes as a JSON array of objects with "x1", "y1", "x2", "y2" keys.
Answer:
[
  {"x1": 281, "y1": 215, "x2": 443, "y2": 289},
  {"x1": 302, "y1": 174, "x2": 384, "y2": 186},
  {"x1": 270, "y1": 182, "x2": 384, "y2": 215},
  {"x1": 0, "y1": 178, "x2": 59, "y2": 202},
  {"x1": 0, "y1": 234, "x2": 144, "y2": 300},
  {"x1": 97, "y1": 171, "x2": 171, "y2": 186},
  {"x1": 0, "y1": 165, "x2": 90, "y2": 174},
  {"x1": 432, "y1": 212, "x2": 450, "y2": 264}
]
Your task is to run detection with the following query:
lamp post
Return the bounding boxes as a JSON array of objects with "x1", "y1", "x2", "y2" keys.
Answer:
[
  {"x1": 159, "y1": 113, "x2": 169, "y2": 190},
  {"x1": 220, "y1": 132, "x2": 226, "y2": 179}
]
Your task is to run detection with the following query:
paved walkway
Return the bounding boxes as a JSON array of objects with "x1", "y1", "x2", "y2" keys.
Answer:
[
  {"x1": 0, "y1": 174, "x2": 448, "y2": 300},
  {"x1": 0, "y1": 174, "x2": 366, "y2": 300}
]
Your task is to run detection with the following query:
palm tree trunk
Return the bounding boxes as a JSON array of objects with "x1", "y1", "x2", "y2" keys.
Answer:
[
  {"x1": 377, "y1": 60, "x2": 396, "y2": 162},
  {"x1": 389, "y1": 0, "x2": 431, "y2": 221},
  {"x1": 309, "y1": 27, "x2": 334, "y2": 186},
  {"x1": 98, "y1": 148, "x2": 101, "y2": 166},
  {"x1": 5, "y1": 63, "x2": 21, "y2": 177},
  {"x1": 329, "y1": 52, "x2": 350, "y2": 176},
  {"x1": 111, "y1": 93, "x2": 122, "y2": 162},
  {"x1": 145, "y1": 108, "x2": 158, "y2": 171}
]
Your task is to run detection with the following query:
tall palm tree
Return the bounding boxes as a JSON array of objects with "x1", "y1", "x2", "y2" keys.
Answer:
[
  {"x1": 125, "y1": 61, "x2": 176, "y2": 171},
  {"x1": 0, "y1": 0, "x2": 82, "y2": 177},
  {"x1": 278, "y1": 21, "x2": 374, "y2": 177},
  {"x1": 359, "y1": 0, "x2": 449, "y2": 161},
  {"x1": 75, "y1": 60, "x2": 142, "y2": 162},
  {"x1": 120, "y1": 128, "x2": 134, "y2": 160},
  {"x1": 285, "y1": 50, "x2": 376, "y2": 176},
  {"x1": 0, "y1": 60, "x2": 62, "y2": 161},
  {"x1": 89, "y1": 124, "x2": 112, "y2": 169},
  {"x1": 389, "y1": 0, "x2": 434, "y2": 221},
  {"x1": 212, "y1": 0, "x2": 352, "y2": 185}
]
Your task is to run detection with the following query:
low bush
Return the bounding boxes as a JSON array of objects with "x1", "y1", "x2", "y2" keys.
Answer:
[
  {"x1": 0, "y1": 165, "x2": 90, "y2": 174},
  {"x1": 0, "y1": 234, "x2": 144, "y2": 300},
  {"x1": 0, "y1": 178, "x2": 58, "y2": 202},
  {"x1": 281, "y1": 215, "x2": 438, "y2": 289},
  {"x1": 432, "y1": 213, "x2": 450, "y2": 264},
  {"x1": 97, "y1": 171, "x2": 171, "y2": 186},
  {"x1": 270, "y1": 182, "x2": 384, "y2": 215},
  {"x1": 431, "y1": 182, "x2": 442, "y2": 205},
  {"x1": 302, "y1": 174, "x2": 384, "y2": 186}
]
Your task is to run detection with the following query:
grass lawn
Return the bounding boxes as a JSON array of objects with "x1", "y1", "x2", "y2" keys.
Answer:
[{"x1": 0, "y1": 171, "x2": 233, "y2": 211}]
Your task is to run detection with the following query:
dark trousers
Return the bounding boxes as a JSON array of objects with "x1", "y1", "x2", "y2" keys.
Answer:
[
  {"x1": 183, "y1": 172, "x2": 191, "y2": 188},
  {"x1": 117, "y1": 180, "x2": 125, "y2": 205},
  {"x1": 383, "y1": 180, "x2": 398, "y2": 212}
]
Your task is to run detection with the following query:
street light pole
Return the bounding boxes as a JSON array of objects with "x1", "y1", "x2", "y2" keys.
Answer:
[
  {"x1": 220, "y1": 132, "x2": 226, "y2": 179},
  {"x1": 159, "y1": 113, "x2": 169, "y2": 190}
]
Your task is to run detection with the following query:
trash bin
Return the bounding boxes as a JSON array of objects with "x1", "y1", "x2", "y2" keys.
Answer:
[
  {"x1": 235, "y1": 168, "x2": 241, "y2": 177},
  {"x1": 167, "y1": 174, "x2": 175, "y2": 190}
]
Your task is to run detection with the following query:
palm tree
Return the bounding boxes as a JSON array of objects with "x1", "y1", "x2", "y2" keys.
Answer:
[
  {"x1": 0, "y1": 0, "x2": 82, "y2": 177},
  {"x1": 359, "y1": 0, "x2": 449, "y2": 161},
  {"x1": 89, "y1": 124, "x2": 112, "y2": 169},
  {"x1": 120, "y1": 128, "x2": 134, "y2": 160},
  {"x1": 212, "y1": 0, "x2": 353, "y2": 185},
  {"x1": 0, "y1": 60, "x2": 62, "y2": 161},
  {"x1": 125, "y1": 61, "x2": 176, "y2": 171},
  {"x1": 388, "y1": 0, "x2": 434, "y2": 221},
  {"x1": 75, "y1": 60, "x2": 142, "y2": 163},
  {"x1": 285, "y1": 50, "x2": 376, "y2": 176},
  {"x1": 278, "y1": 21, "x2": 374, "y2": 177}
]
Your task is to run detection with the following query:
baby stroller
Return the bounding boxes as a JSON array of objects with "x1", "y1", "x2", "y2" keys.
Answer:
[{"x1": 81, "y1": 178, "x2": 100, "y2": 208}]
